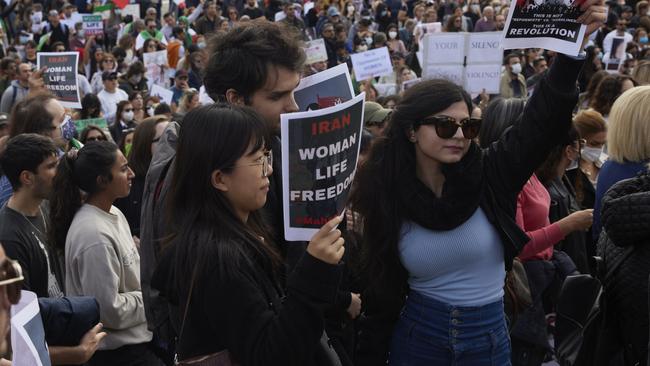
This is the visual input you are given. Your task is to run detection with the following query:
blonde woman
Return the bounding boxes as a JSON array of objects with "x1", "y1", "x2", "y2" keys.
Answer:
[{"x1": 593, "y1": 86, "x2": 650, "y2": 240}]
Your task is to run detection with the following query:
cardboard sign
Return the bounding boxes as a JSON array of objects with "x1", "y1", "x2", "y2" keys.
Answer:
[
  {"x1": 422, "y1": 33, "x2": 465, "y2": 66},
  {"x1": 11, "y1": 291, "x2": 51, "y2": 366},
  {"x1": 466, "y1": 32, "x2": 503, "y2": 64},
  {"x1": 465, "y1": 64, "x2": 502, "y2": 93},
  {"x1": 350, "y1": 47, "x2": 393, "y2": 81},
  {"x1": 150, "y1": 84, "x2": 173, "y2": 105},
  {"x1": 143, "y1": 50, "x2": 167, "y2": 66},
  {"x1": 82, "y1": 15, "x2": 103, "y2": 36},
  {"x1": 37, "y1": 52, "x2": 81, "y2": 109},
  {"x1": 294, "y1": 63, "x2": 355, "y2": 112},
  {"x1": 74, "y1": 118, "x2": 108, "y2": 133},
  {"x1": 502, "y1": 0, "x2": 587, "y2": 56},
  {"x1": 281, "y1": 93, "x2": 366, "y2": 241},
  {"x1": 425, "y1": 65, "x2": 465, "y2": 85},
  {"x1": 304, "y1": 38, "x2": 328, "y2": 65},
  {"x1": 123, "y1": 4, "x2": 141, "y2": 20}
]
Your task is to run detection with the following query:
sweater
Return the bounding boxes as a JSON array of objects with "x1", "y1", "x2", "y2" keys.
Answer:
[
  {"x1": 65, "y1": 204, "x2": 152, "y2": 350},
  {"x1": 516, "y1": 174, "x2": 565, "y2": 261}
]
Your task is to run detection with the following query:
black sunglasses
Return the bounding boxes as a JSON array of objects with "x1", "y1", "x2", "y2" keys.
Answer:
[{"x1": 416, "y1": 116, "x2": 482, "y2": 139}]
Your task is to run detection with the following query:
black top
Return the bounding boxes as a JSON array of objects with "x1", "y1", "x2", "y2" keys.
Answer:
[
  {"x1": 114, "y1": 174, "x2": 145, "y2": 237},
  {"x1": 0, "y1": 205, "x2": 63, "y2": 298}
]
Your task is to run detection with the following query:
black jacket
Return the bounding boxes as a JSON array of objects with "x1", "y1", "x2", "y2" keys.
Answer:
[
  {"x1": 597, "y1": 170, "x2": 650, "y2": 365},
  {"x1": 354, "y1": 54, "x2": 584, "y2": 365},
  {"x1": 152, "y1": 242, "x2": 344, "y2": 365}
]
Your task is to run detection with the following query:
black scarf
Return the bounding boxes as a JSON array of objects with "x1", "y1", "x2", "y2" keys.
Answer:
[{"x1": 399, "y1": 142, "x2": 484, "y2": 231}]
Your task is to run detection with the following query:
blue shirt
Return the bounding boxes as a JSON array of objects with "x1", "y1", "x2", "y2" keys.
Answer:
[
  {"x1": 399, "y1": 208, "x2": 505, "y2": 307},
  {"x1": 0, "y1": 175, "x2": 12, "y2": 208},
  {"x1": 593, "y1": 159, "x2": 648, "y2": 240}
]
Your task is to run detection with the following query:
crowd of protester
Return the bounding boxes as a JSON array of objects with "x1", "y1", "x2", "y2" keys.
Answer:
[{"x1": 0, "y1": 0, "x2": 647, "y2": 364}]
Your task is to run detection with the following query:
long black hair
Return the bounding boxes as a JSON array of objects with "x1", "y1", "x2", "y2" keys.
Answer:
[
  {"x1": 349, "y1": 79, "x2": 472, "y2": 302},
  {"x1": 478, "y1": 97, "x2": 526, "y2": 148},
  {"x1": 167, "y1": 104, "x2": 281, "y2": 296},
  {"x1": 48, "y1": 141, "x2": 118, "y2": 252}
]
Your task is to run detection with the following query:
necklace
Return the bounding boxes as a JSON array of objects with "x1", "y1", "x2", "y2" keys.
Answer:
[{"x1": 14, "y1": 205, "x2": 47, "y2": 241}]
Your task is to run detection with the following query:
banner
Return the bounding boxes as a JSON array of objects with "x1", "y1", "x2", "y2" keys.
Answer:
[
  {"x1": 422, "y1": 32, "x2": 503, "y2": 93},
  {"x1": 281, "y1": 93, "x2": 365, "y2": 241},
  {"x1": 350, "y1": 47, "x2": 393, "y2": 81},
  {"x1": 74, "y1": 118, "x2": 107, "y2": 133},
  {"x1": 304, "y1": 38, "x2": 328, "y2": 65},
  {"x1": 11, "y1": 291, "x2": 51, "y2": 366},
  {"x1": 150, "y1": 84, "x2": 173, "y2": 105},
  {"x1": 294, "y1": 63, "x2": 355, "y2": 111},
  {"x1": 82, "y1": 15, "x2": 103, "y2": 36},
  {"x1": 502, "y1": 0, "x2": 587, "y2": 56},
  {"x1": 37, "y1": 52, "x2": 81, "y2": 109}
]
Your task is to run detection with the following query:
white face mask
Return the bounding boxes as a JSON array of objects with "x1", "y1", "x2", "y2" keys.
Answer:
[
  {"x1": 348, "y1": 5, "x2": 355, "y2": 14},
  {"x1": 357, "y1": 45, "x2": 368, "y2": 52},
  {"x1": 581, "y1": 146, "x2": 603, "y2": 163},
  {"x1": 510, "y1": 63, "x2": 522, "y2": 74},
  {"x1": 122, "y1": 111, "x2": 134, "y2": 122},
  {"x1": 566, "y1": 158, "x2": 579, "y2": 171},
  {"x1": 147, "y1": 107, "x2": 155, "y2": 116},
  {"x1": 388, "y1": 31, "x2": 397, "y2": 39},
  {"x1": 365, "y1": 36, "x2": 373, "y2": 46}
]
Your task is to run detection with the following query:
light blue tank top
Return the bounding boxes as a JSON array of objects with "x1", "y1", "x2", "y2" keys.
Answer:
[{"x1": 399, "y1": 208, "x2": 505, "y2": 306}]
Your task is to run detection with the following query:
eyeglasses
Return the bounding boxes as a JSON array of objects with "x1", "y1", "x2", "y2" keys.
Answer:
[
  {"x1": 416, "y1": 116, "x2": 482, "y2": 139},
  {"x1": 0, "y1": 259, "x2": 23, "y2": 305},
  {"x1": 232, "y1": 150, "x2": 273, "y2": 177}
]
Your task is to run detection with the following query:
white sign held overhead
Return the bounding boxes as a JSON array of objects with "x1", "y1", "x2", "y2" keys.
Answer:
[
  {"x1": 350, "y1": 47, "x2": 393, "y2": 81},
  {"x1": 466, "y1": 32, "x2": 503, "y2": 64},
  {"x1": 423, "y1": 33, "x2": 465, "y2": 66},
  {"x1": 304, "y1": 38, "x2": 328, "y2": 65},
  {"x1": 465, "y1": 64, "x2": 502, "y2": 94}
]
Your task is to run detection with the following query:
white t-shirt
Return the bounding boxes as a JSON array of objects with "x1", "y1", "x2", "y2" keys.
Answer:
[{"x1": 98, "y1": 88, "x2": 129, "y2": 123}]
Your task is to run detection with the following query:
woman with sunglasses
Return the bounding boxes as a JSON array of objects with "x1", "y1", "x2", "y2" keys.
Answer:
[
  {"x1": 50, "y1": 140, "x2": 160, "y2": 365},
  {"x1": 80, "y1": 125, "x2": 108, "y2": 144},
  {"x1": 351, "y1": 5, "x2": 606, "y2": 364},
  {"x1": 151, "y1": 104, "x2": 345, "y2": 365}
]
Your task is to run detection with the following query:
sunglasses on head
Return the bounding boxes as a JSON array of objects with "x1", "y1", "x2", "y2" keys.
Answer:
[
  {"x1": 0, "y1": 259, "x2": 23, "y2": 305},
  {"x1": 416, "y1": 115, "x2": 482, "y2": 139}
]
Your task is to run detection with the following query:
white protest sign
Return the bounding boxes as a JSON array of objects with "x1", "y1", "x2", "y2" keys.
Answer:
[
  {"x1": 123, "y1": 4, "x2": 141, "y2": 20},
  {"x1": 281, "y1": 93, "x2": 366, "y2": 241},
  {"x1": 82, "y1": 15, "x2": 103, "y2": 36},
  {"x1": 143, "y1": 50, "x2": 168, "y2": 66},
  {"x1": 374, "y1": 83, "x2": 398, "y2": 96},
  {"x1": 422, "y1": 32, "x2": 465, "y2": 66},
  {"x1": 150, "y1": 84, "x2": 173, "y2": 105},
  {"x1": 466, "y1": 32, "x2": 503, "y2": 64},
  {"x1": 424, "y1": 65, "x2": 465, "y2": 85},
  {"x1": 502, "y1": 0, "x2": 586, "y2": 56},
  {"x1": 402, "y1": 77, "x2": 421, "y2": 91},
  {"x1": 415, "y1": 22, "x2": 442, "y2": 44},
  {"x1": 304, "y1": 1, "x2": 315, "y2": 15},
  {"x1": 465, "y1": 64, "x2": 502, "y2": 94},
  {"x1": 11, "y1": 291, "x2": 51, "y2": 366},
  {"x1": 275, "y1": 11, "x2": 286, "y2": 21},
  {"x1": 350, "y1": 47, "x2": 393, "y2": 81},
  {"x1": 304, "y1": 38, "x2": 328, "y2": 65}
]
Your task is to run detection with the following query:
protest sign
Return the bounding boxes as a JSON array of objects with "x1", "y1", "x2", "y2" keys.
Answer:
[
  {"x1": 11, "y1": 291, "x2": 51, "y2": 366},
  {"x1": 82, "y1": 15, "x2": 103, "y2": 36},
  {"x1": 74, "y1": 118, "x2": 108, "y2": 133},
  {"x1": 294, "y1": 63, "x2": 355, "y2": 111},
  {"x1": 304, "y1": 39, "x2": 328, "y2": 65},
  {"x1": 123, "y1": 4, "x2": 141, "y2": 20},
  {"x1": 402, "y1": 77, "x2": 421, "y2": 91},
  {"x1": 422, "y1": 33, "x2": 465, "y2": 66},
  {"x1": 62, "y1": 13, "x2": 83, "y2": 29},
  {"x1": 374, "y1": 83, "x2": 398, "y2": 96},
  {"x1": 465, "y1": 64, "x2": 502, "y2": 93},
  {"x1": 415, "y1": 22, "x2": 442, "y2": 44},
  {"x1": 502, "y1": 0, "x2": 587, "y2": 56},
  {"x1": 350, "y1": 47, "x2": 393, "y2": 81},
  {"x1": 466, "y1": 32, "x2": 503, "y2": 64},
  {"x1": 37, "y1": 52, "x2": 81, "y2": 109},
  {"x1": 93, "y1": 3, "x2": 113, "y2": 20},
  {"x1": 150, "y1": 84, "x2": 174, "y2": 105},
  {"x1": 143, "y1": 51, "x2": 168, "y2": 89},
  {"x1": 143, "y1": 50, "x2": 167, "y2": 66},
  {"x1": 425, "y1": 65, "x2": 465, "y2": 85},
  {"x1": 281, "y1": 93, "x2": 366, "y2": 241}
]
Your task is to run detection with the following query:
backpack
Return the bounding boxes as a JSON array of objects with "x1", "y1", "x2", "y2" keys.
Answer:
[{"x1": 554, "y1": 243, "x2": 635, "y2": 366}]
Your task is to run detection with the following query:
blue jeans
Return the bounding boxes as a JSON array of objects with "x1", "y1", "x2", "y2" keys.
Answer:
[{"x1": 389, "y1": 292, "x2": 511, "y2": 366}]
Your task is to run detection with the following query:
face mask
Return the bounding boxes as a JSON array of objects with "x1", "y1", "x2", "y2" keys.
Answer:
[
  {"x1": 566, "y1": 158, "x2": 579, "y2": 171},
  {"x1": 597, "y1": 51, "x2": 603, "y2": 60},
  {"x1": 77, "y1": 29, "x2": 85, "y2": 38},
  {"x1": 357, "y1": 45, "x2": 368, "y2": 52},
  {"x1": 197, "y1": 41, "x2": 206, "y2": 49},
  {"x1": 147, "y1": 107, "x2": 155, "y2": 116},
  {"x1": 122, "y1": 111, "x2": 134, "y2": 122},
  {"x1": 124, "y1": 143, "x2": 132, "y2": 156},
  {"x1": 131, "y1": 74, "x2": 142, "y2": 83},
  {"x1": 640, "y1": 36, "x2": 649, "y2": 44},
  {"x1": 348, "y1": 6, "x2": 355, "y2": 13},
  {"x1": 388, "y1": 31, "x2": 397, "y2": 39},
  {"x1": 510, "y1": 63, "x2": 522, "y2": 74},
  {"x1": 581, "y1": 146, "x2": 603, "y2": 162},
  {"x1": 364, "y1": 36, "x2": 373, "y2": 46},
  {"x1": 60, "y1": 115, "x2": 76, "y2": 141}
]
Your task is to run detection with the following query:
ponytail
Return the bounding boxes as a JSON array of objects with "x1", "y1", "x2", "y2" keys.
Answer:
[{"x1": 48, "y1": 141, "x2": 119, "y2": 252}]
